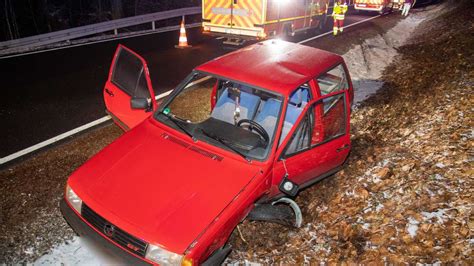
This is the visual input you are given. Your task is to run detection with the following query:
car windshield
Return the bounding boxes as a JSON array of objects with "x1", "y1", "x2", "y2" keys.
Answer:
[{"x1": 155, "y1": 72, "x2": 283, "y2": 161}]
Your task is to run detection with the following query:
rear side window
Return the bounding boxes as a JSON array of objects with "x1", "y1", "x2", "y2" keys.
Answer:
[
  {"x1": 111, "y1": 48, "x2": 150, "y2": 98},
  {"x1": 317, "y1": 64, "x2": 348, "y2": 95},
  {"x1": 312, "y1": 94, "x2": 346, "y2": 145}
]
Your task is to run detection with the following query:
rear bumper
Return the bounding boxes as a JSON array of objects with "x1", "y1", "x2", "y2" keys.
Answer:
[
  {"x1": 60, "y1": 199, "x2": 152, "y2": 266},
  {"x1": 354, "y1": 4, "x2": 384, "y2": 11},
  {"x1": 202, "y1": 23, "x2": 264, "y2": 39}
]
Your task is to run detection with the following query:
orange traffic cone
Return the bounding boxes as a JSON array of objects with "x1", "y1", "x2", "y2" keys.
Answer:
[{"x1": 175, "y1": 17, "x2": 191, "y2": 49}]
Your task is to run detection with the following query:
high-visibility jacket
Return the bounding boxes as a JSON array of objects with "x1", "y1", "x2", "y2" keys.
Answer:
[{"x1": 333, "y1": 3, "x2": 348, "y2": 20}]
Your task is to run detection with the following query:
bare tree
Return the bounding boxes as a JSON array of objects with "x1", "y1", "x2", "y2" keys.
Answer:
[
  {"x1": 134, "y1": 0, "x2": 140, "y2": 16},
  {"x1": 4, "y1": 0, "x2": 20, "y2": 39},
  {"x1": 111, "y1": 0, "x2": 123, "y2": 19},
  {"x1": 4, "y1": 0, "x2": 14, "y2": 40},
  {"x1": 28, "y1": 0, "x2": 39, "y2": 34},
  {"x1": 98, "y1": 0, "x2": 102, "y2": 19}
]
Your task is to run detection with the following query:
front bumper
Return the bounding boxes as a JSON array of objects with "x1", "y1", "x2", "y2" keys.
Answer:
[{"x1": 60, "y1": 199, "x2": 152, "y2": 266}]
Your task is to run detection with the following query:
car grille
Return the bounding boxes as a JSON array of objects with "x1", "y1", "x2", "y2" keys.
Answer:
[{"x1": 81, "y1": 203, "x2": 148, "y2": 257}]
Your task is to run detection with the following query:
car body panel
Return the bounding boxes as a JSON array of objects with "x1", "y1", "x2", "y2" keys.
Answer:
[
  {"x1": 68, "y1": 119, "x2": 261, "y2": 254},
  {"x1": 103, "y1": 45, "x2": 157, "y2": 130},
  {"x1": 196, "y1": 40, "x2": 342, "y2": 95}
]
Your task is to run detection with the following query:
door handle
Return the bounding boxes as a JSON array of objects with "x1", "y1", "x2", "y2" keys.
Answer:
[
  {"x1": 337, "y1": 144, "x2": 350, "y2": 152},
  {"x1": 105, "y1": 88, "x2": 114, "y2": 97}
]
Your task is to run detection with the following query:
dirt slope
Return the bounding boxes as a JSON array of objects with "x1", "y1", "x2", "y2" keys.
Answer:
[{"x1": 229, "y1": 1, "x2": 473, "y2": 264}]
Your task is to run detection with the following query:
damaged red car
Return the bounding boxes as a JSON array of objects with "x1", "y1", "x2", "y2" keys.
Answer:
[{"x1": 61, "y1": 40, "x2": 354, "y2": 265}]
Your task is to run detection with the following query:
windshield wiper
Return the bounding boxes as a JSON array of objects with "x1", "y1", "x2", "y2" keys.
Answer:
[
  {"x1": 200, "y1": 129, "x2": 250, "y2": 162},
  {"x1": 162, "y1": 113, "x2": 196, "y2": 141}
]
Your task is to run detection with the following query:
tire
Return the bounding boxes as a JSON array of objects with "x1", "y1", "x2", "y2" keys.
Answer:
[{"x1": 247, "y1": 203, "x2": 296, "y2": 227}]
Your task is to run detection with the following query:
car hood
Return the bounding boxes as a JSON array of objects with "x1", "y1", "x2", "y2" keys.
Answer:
[{"x1": 69, "y1": 119, "x2": 260, "y2": 254}]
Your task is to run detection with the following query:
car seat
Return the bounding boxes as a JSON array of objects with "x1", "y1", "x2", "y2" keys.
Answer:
[
  {"x1": 279, "y1": 88, "x2": 308, "y2": 145},
  {"x1": 254, "y1": 98, "x2": 282, "y2": 142},
  {"x1": 211, "y1": 88, "x2": 260, "y2": 125}
]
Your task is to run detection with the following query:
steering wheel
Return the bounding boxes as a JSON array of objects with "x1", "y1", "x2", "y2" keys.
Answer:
[{"x1": 237, "y1": 119, "x2": 269, "y2": 144}]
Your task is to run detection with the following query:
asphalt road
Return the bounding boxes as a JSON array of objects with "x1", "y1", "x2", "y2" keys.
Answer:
[{"x1": 0, "y1": 11, "x2": 378, "y2": 158}]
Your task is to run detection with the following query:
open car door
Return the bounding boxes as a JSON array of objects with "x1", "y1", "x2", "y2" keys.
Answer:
[
  {"x1": 272, "y1": 90, "x2": 350, "y2": 193},
  {"x1": 103, "y1": 44, "x2": 156, "y2": 131}
]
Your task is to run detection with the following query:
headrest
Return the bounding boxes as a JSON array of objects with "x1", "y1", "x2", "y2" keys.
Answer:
[
  {"x1": 289, "y1": 89, "x2": 303, "y2": 106},
  {"x1": 228, "y1": 87, "x2": 241, "y2": 100}
]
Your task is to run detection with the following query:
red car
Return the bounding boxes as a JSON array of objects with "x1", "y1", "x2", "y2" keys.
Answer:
[{"x1": 61, "y1": 40, "x2": 353, "y2": 265}]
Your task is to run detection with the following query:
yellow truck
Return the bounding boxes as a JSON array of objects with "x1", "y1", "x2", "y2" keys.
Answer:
[{"x1": 202, "y1": 0, "x2": 330, "y2": 42}]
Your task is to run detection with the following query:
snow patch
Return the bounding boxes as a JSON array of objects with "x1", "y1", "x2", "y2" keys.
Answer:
[
  {"x1": 406, "y1": 217, "x2": 420, "y2": 238},
  {"x1": 375, "y1": 203, "x2": 384, "y2": 212},
  {"x1": 34, "y1": 237, "x2": 124, "y2": 265},
  {"x1": 343, "y1": 15, "x2": 427, "y2": 106},
  {"x1": 421, "y1": 209, "x2": 448, "y2": 224}
]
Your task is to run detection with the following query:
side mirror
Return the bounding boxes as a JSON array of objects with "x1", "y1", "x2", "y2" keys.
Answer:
[{"x1": 131, "y1": 97, "x2": 151, "y2": 111}]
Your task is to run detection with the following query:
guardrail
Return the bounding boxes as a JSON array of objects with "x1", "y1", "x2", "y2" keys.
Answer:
[{"x1": 0, "y1": 6, "x2": 201, "y2": 50}]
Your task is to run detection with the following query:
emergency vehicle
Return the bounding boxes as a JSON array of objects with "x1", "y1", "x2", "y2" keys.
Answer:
[
  {"x1": 354, "y1": 0, "x2": 407, "y2": 13},
  {"x1": 202, "y1": 0, "x2": 331, "y2": 41}
]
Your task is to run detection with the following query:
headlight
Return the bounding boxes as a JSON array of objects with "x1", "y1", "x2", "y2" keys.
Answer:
[
  {"x1": 65, "y1": 184, "x2": 82, "y2": 213},
  {"x1": 145, "y1": 244, "x2": 184, "y2": 265}
]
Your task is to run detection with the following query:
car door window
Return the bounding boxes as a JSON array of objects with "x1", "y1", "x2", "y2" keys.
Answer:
[
  {"x1": 279, "y1": 84, "x2": 312, "y2": 146},
  {"x1": 111, "y1": 48, "x2": 150, "y2": 99},
  {"x1": 284, "y1": 93, "x2": 346, "y2": 156},
  {"x1": 284, "y1": 109, "x2": 312, "y2": 156},
  {"x1": 317, "y1": 64, "x2": 349, "y2": 95}
]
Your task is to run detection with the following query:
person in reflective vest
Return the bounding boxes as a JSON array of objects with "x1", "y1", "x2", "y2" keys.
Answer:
[
  {"x1": 332, "y1": 0, "x2": 348, "y2": 36},
  {"x1": 402, "y1": 0, "x2": 413, "y2": 17}
]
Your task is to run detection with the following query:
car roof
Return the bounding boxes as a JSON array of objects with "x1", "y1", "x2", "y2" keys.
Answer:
[{"x1": 195, "y1": 40, "x2": 343, "y2": 96}]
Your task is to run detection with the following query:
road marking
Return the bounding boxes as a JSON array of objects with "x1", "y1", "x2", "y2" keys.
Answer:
[
  {"x1": 0, "y1": 14, "x2": 383, "y2": 165},
  {"x1": 0, "y1": 90, "x2": 172, "y2": 165},
  {"x1": 0, "y1": 23, "x2": 201, "y2": 60}
]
